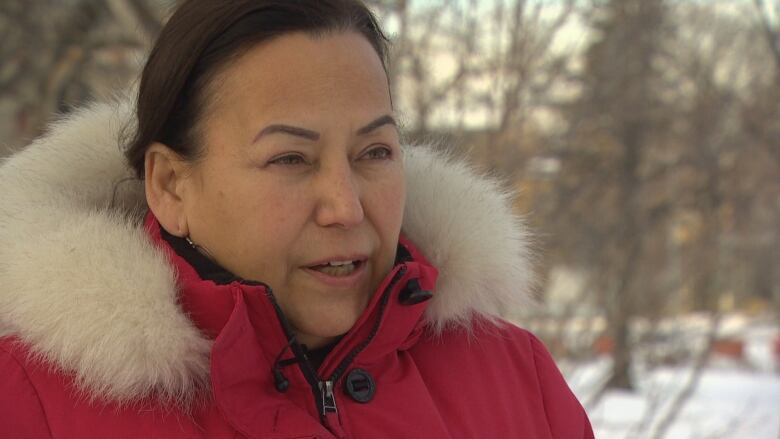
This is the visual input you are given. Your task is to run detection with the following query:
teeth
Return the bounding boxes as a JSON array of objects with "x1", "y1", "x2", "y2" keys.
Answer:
[
  {"x1": 328, "y1": 260, "x2": 353, "y2": 266},
  {"x1": 314, "y1": 262, "x2": 357, "y2": 277}
]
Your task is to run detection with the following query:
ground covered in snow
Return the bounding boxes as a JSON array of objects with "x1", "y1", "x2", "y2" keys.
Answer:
[{"x1": 560, "y1": 318, "x2": 780, "y2": 438}]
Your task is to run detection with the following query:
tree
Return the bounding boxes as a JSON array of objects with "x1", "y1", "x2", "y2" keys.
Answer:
[
  {"x1": 0, "y1": 0, "x2": 164, "y2": 154},
  {"x1": 561, "y1": 0, "x2": 673, "y2": 391},
  {"x1": 367, "y1": 0, "x2": 575, "y2": 177}
]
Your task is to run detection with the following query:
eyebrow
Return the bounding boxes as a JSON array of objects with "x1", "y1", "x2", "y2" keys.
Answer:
[
  {"x1": 252, "y1": 114, "x2": 397, "y2": 143},
  {"x1": 357, "y1": 114, "x2": 397, "y2": 135}
]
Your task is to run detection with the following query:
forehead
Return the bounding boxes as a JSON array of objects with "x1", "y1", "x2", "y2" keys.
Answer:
[{"x1": 206, "y1": 31, "x2": 392, "y2": 124}]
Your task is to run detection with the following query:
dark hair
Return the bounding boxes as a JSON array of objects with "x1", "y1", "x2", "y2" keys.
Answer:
[{"x1": 124, "y1": 0, "x2": 390, "y2": 179}]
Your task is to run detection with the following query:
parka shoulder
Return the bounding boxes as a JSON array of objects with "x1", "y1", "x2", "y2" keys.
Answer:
[
  {"x1": 409, "y1": 321, "x2": 593, "y2": 439},
  {"x1": 0, "y1": 338, "x2": 53, "y2": 439}
]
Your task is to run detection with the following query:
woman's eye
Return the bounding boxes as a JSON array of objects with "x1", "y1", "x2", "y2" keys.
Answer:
[
  {"x1": 362, "y1": 146, "x2": 392, "y2": 160},
  {"x1": 269, "y1": 154, "x2": 306, "y2": 166}
]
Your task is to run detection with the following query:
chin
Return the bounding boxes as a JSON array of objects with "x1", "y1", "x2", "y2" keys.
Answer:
[
  {"x1": 311, "y1": 312, "x2": 361, "y2": 337},
  {"x1": 293, "y1": 301, "x2": 366, "y2": 347}
]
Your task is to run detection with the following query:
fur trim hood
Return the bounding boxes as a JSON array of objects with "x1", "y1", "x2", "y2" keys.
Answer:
[{"x1": 0, "y1": 98, "x2": 533, "y2": 404}]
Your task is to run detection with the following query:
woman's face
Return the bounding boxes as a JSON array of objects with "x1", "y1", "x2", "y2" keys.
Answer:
[{"x1": 177, "y1": 32, "x2": 404, "y2": 348}]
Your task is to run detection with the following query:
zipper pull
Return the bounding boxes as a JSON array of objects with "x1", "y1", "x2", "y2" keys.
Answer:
[{"x1": 319, "y1": 380, "x2": 338, "y2": 415}]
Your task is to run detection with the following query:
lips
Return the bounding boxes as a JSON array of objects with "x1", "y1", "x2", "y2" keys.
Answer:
[
  {"x1": 309, "y1": 260, "x2": 363, "y2": 277},
  {"x1": 303, "y1": 256, "x2": 369, "y2": 287}
]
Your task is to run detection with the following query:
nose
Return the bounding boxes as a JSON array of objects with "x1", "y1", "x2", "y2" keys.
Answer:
[{"x1": 314, "y1": 160, "x2": 364, "y2": 229}]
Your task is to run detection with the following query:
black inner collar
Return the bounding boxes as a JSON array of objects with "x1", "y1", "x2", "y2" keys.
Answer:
[
  {"x1": 303, "y1": 338, "x2": 342, "y2": 371},
  {"x1": 160, "y1": 225, "x2": 241, "y2": 285}
]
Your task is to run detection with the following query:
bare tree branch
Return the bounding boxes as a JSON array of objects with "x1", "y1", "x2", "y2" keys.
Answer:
[{"x1": 648, "y1": 314, "x2": 721, "y2": 439}]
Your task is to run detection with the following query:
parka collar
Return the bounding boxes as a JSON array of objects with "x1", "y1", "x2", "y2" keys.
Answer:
[
  {"x1": 145, "y1": 210, "x2": 438, "y2": 364},
  {"x1": 145, "y1": 210, "x2": 438, "y2": 433}
]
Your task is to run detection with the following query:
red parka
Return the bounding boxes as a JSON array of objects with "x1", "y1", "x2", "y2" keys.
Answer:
[{"x1": 0, "y1": 100, "x2": 593, "y2": 438}]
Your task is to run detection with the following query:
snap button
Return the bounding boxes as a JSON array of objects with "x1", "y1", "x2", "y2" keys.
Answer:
[
  {"x1": 398, "y1": 279, "x2": 433, "y2": 305},
  {"x1": 344, "y1": 368, "x2": 376, "y2": 403}
]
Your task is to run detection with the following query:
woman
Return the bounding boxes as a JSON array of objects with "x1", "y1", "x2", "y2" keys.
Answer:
[{"x1": 0, "y1": 0, "x2": 593, "y2": 437}]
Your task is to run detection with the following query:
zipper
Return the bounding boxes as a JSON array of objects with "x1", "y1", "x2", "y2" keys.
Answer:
[
  {"x1": 319, "y1": 380, "x2": 338, "y2": 415},
  {"x1": 266, "y1": 264, "x2": 409, "y2": 421},
  {"x1": 263, "y1": 285, "x2": 328, "y2": 416}
]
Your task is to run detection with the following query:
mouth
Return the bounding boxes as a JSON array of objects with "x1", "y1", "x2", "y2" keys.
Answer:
[
  {"x1": 307, "y1": 259, "x2": 365, "y2": 277},
  {"x1": 303, "y1": 257, "x2": 369, "y2": 287}
]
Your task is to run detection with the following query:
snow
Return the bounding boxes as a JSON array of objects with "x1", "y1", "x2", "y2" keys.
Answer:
[
  {"x1": 561, "y1": 318, "x2": 780, "y2": 439},
  {"x1": 587, "y1": 368, "x2": 780, "y2": 438}
]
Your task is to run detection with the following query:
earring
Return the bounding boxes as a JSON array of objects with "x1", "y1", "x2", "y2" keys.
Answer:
[{"x1": 184, "y1": 235, "x2": 215, "y2": 260}]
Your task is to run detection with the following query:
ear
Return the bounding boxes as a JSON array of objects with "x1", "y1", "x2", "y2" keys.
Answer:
[{"x1": 144, "y1": 143, "x2": 191, "y2": 237}]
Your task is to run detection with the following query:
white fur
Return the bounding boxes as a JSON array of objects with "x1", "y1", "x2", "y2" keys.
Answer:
[
  {"x1": 402, "y1": 146, "x2": 535, "y2": 332},
  {"x1": 0, "y1": 98, "x2": 533, "y2": 405}
]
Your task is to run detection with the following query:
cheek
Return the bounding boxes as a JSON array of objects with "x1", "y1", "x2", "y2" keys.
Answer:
[
  {"x1": 185, "y1": 166, "x2": 296, "y2": 259},
  {"x1": 246, "y1": 189, "x2": 315, "y2": 265},
  {"x1": 390, "y1": 167, "x2": 407, "y2": 219},
  {"x1": 190, "y1": 180, "x2": 245, "y2": 230},
  {"x1": 369, "y1": 169, "x2": 406, "y2": 240},
  {"x1": 240, "y1": 189, "x2": 303, "y2": 237},
  {"x1": 389, "y1": 178, "x2": 406, "y2": 226}
]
